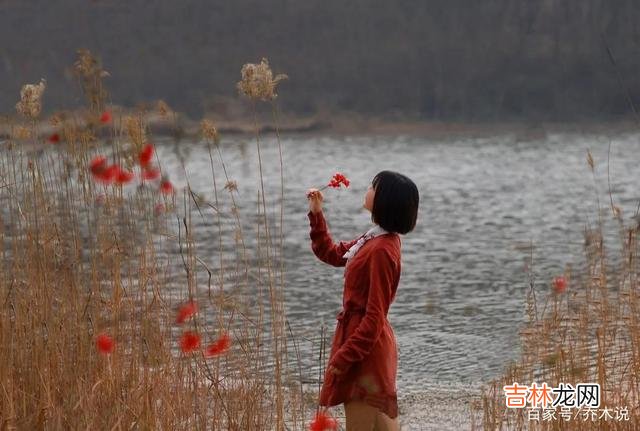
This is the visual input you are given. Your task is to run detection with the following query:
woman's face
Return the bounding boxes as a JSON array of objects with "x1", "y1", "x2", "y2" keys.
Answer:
[{"x1": 363, "y1": 183, "x2": 375, "y2": 212}]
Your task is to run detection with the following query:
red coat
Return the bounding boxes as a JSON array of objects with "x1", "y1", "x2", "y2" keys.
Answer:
[{"x1": 308, "y1": 210, "x2": 401, "y2": 419}]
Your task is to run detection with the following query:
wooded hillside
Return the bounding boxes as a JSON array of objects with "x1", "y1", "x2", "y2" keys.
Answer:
[{"x1": 2, "y1": 0, "x2": 640, "y2": 121}]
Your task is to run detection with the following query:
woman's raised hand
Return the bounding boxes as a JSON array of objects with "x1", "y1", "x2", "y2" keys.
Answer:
[{"x1": 306, "y1": 188, "x2": 324, "y2": 214}]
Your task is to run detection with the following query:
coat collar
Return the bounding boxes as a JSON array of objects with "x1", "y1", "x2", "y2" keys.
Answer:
[{"x1": 342, "y1": 224, "x2": 390, "y2": 261}]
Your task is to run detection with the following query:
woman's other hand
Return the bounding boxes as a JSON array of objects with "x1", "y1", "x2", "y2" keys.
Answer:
[
  {"x1": 328, "y1": 365, "x2": 343, "y2": 376},
  {"x1": 306, "y1": 188, "x2": 324, "y2": 214}
]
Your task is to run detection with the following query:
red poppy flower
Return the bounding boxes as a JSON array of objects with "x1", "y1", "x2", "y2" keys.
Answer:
[
  {"x1": 154, "y1": 203, "x2": 165, "y2": 215},
  {"x1": 553, "y1": 276, "x2": 567, "y2": 294},
  {"x1": 48, "y1": 133, "x2": 61, "y2": 144},
  {"x1": 309, "y1": 410, "x2": 338, "y2": 431},
  {"x1": 100, "y1": 111, "x2": 112, "y2": 124},
  {"x1": 327, "y1": 172, "x2": 350, "y2": 189},
  {"x1": 142, "y1": 167, "x2": 160, "y2": 180},
  {"x1": 95, "y1": 164, "x2": 119, "y2": 184},
  {"x1": 90, "y1": 157, "x2": 119, "y2": 185},
  {"x1": 205, "y1": 332, "x2": 231, "y2": 357},
  {"x1": 115, "y1": 168, "x2": 133, "y2": 184},
  {"x1": 90, "y1": 156, "x2": 107, "y2": 176},
  {"x1": 180, "y1": 331, "x2": 201, "y2": 354},
  {"x1": 336, "y1": 173, "x2": 350, "y2": 187},
  {"x1": 96, "y1": 332, "x2": 115, "y2": 355},
  {"x1": 176, "y1": 300, "x2": 198, "y2": 324},
  {"x1": 160, "y1": 179, "x2": 174, "y2": 195},
  {"x1": 139, "y1": 143, "x2": 154, "y2": 167}
]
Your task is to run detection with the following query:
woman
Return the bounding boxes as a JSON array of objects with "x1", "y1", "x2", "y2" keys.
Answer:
[{"x1": 306, "y1": 170, "x2": 419, "y2": 431}]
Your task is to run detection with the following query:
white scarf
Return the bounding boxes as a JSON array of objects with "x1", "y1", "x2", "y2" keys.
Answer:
[{"x1": 343, "y1": 224, "x2": 390, "y2": 261}]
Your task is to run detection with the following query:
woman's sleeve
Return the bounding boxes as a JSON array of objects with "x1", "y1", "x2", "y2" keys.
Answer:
[
  {"x1": 328, "y1": 246, "x2": 399, "y2": 375},
  {"x1": 308, "y1": 210, "x2": 361, "y2": 267}
]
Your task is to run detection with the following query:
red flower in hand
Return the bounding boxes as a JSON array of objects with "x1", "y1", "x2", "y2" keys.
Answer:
[
  {"x1": 100, "y1": 110, "x2": 112, "y2": 124},
  {"x1": 333, "y1": 173, "x2": 350, "y2": 187},
  {"x1": 309, "y1": 410, "x2": 338, "y2": 431},
  {"x1": 180, "y1": 331, "x2": 201, "y2": 354},
  {"x1": 321, "y1": 172, "x2": 350, "y2": 191},
  {"x1": 176, "y1": 300, "x2": 198, "y2": 324},
  {"x1": 205, "y1": 332, "x2": 231, "y2": 357},
  {"x1": 96, "y1": 332, "x2": 115, "y2": 355},
  {"x1": 139, "y1": 143, "x2": 154, "y2": 167}
]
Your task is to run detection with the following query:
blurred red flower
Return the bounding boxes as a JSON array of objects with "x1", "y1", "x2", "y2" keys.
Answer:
[
  {"x1": 553, "y1": 276, "x2": 567, "y2": 294},
  {"x1": 139, "y1": 143, "x2": 154, "y2": 167},
  {"x1": 160, "y1": 179, "x2": 174, "y2": 195},
  {"x1": 96, "y1": 333, "x2": 115, "y2": 355},
  {"x1": 142, "y1": 167, "x2": 160, "y2": 180},
  {"x1": 48, "y1": 133, "x2": 61, "y2": 144},
  {"x1": 90, "y1": 156, "x2": 107, "y2": 176},
  {"x1": 90, "y1": 156, "x2": 131, "y2": 185},
  {"x1": 115, "y1": 168, "x2": 134, "y2": 184},
  {"x1": 205, "y1": 332, "x2": 231, "y2": 357},
  {"x1": 309, "y1": 410, "x2": 338, "y2": 431},
  {"x1": 180, "y1": 331, "x2": 201, "y2": 354},
  {"x1": 100, "y1": 111, "x2": 112, "y2": 124},
  {"x1": 96, "y1": 165, "x2": 119, "y2": 184},
  {"x1": 176, "y1": 300, "x2": 198, "y2": 324}
]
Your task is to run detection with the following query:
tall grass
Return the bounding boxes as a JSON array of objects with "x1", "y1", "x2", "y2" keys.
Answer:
[
  {"x1": 476, "y1": 147, "x2": 640, "y2": 430},
  {"x1": 0, "y1": 51, "x2": 314, "y2": 430}
]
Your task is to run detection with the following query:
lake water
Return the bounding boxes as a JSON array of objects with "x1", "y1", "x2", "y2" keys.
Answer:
[{"x1": 59, "y1": 130, "x2": 640, "y2": 396}]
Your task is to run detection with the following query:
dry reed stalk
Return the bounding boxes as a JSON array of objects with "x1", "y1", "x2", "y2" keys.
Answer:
[{"x1": 0, "y1": 54, "x2": 313, "y2": 430}]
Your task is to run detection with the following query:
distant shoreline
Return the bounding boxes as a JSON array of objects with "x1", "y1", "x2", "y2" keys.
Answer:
[{"x1": 2, "y1": 105, "x2": 640, "y2": 143}]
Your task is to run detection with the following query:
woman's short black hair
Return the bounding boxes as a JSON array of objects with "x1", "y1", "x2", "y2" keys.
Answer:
[{"x1": 371, "y1": 170, "x2": 419, "y2": 234}]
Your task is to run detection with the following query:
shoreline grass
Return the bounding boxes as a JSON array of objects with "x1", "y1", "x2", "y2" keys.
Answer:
[{"x1": 476, "y1": 149, "x2": 640, "y2": 430}]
